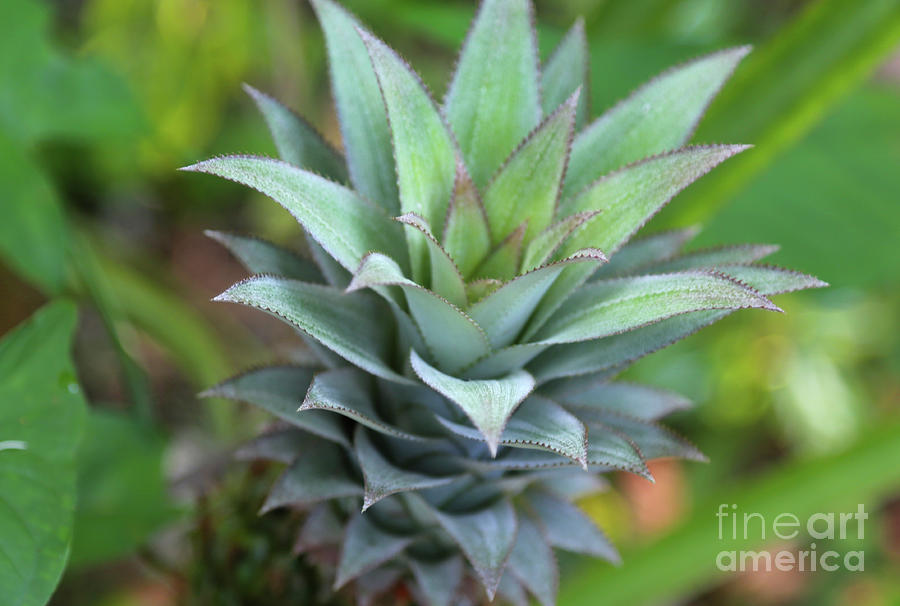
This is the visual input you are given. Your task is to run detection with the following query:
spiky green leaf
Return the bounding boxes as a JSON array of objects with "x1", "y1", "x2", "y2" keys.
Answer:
[
  {"x1": 311, "y1": 0, "x2": 398, "y2": 211},
  {"x1": 182, "y1": 156, "x2": 406, "y2": 272},
  {"x1": 507, "y1": 514, "x2": 558, "y2": 606},
  {"x1": 483, "y1": 92, "x2": 578, "y2": 243},
  {"x1": 214, "y1": 277, "x2": 408, "y2": 383},
  {"x1": 201, "y1": 365, "x2": 348, "y2": 446},
  {"x1": 564, "y1": 46, "x2": 750, "y2": 198},
  {"x1": 396, "y1": 213, "x2": 467, "y2": 307},
  {"x1": 442, "y1": 165, "x2": 492, "y2": 278},
  {"x1": 591, "y1": 227, "x2": 699, "y2": 280},
  {"x1": 411, "y1": 350, "x2": 535, "y2": 456},
  {"x1": 526, "y1": 492, "x2": 619, "y2": 562},
  {"x1": 472, "y1": 223, "x2": 527, "y2": 282},
  {"x1": 444, "y1": 0, "x2": 541, "y2": 187},
  {"x1": 532, "y1": 271, "x2": 779, "y2": 345},
  {"x1": 521, "y1": 211, "x2": 601, "y2": 273},
  {"x1": 409, "y1": 556, "x2": 464, "y2": 606},
  {"x1": 235, "y1": 429, "x2": 306, "y2": 464},
  {"x1": 586, "y1": 412, "x2": 706, "y2": 462},
  {"x1": 542, "y1": 18, "x2": 590, "y2": 130},
  {"x1": 243, "y1": 83, "x2": 347, "y2": 181},
  {"x1": 355, "y1": 427, "x2": 455, "y2": 511},
  {"x1": 334, "y1": 513, "x2": 412, "y2": 588},
  {"x1": 433, "y1": 499, "x2": 518, "y2": 600},
  {"x1": 650, "y1": 244, "x2": 780, "y2": 272},
  {"x1": 560, "y1": 382, "x2": 692, "y2": 420},
  {"x1": 437, "y1": 395, "x2": 588, "y2": 468},
  {"x1": 262, "y1": 439, "x2": 361, "y2": 512},
  {"x1": 348, "y1": 253, "x2": 489, "y2": 373}
]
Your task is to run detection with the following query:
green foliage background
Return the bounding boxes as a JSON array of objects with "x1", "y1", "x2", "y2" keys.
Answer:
[{"x1": 0, "y1": 0, "x2": 897, "y2": 604}]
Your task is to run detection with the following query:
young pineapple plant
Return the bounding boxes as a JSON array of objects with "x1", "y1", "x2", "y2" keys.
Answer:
[{"x1": 184, "y1": 0, "x2": 825, "y2": 604}]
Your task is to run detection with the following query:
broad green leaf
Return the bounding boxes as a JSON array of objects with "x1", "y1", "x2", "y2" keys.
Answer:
[
  {"x1": 712, "y1": 264, "x2": 828, "y2": 295},
  {"x1": 560, "y1": 382, "x2": 691, "y2": 420},
  {"x1": 202, "y1": 365, "x2": 348, "y2": 445},
  {"x1": 411, "y1": 350, "x2": 535, "y2": 456},
  {"x1": 650, "y1": 244, "x2": 779, "y2": 272},
  {"x1": 302, "y1": 368, "x2": 427, "y2": 442},
  {"x1": 563, "y1": 46, "x2": 749, "y2": 199},
  {"x1": 529, "y1": 310, "x2": 730, "y2": 383},
  {"x1": 507, "y1": 514, "x2": 558, "y2": 606},
  {"x1": 483, "y1": 92, "x2": 578, "y2": 243},
  {"x1": 532, "y1": 271, "x2": 778, "y2": 345},
  {"x1": 444, "y1": 0, "x2": 541, "y2": 187},
  {"x1": 0, "y1": 301, "x2": 86, "y2": 606},
  {"x1": 468, "y1": 250, "x2": 605, "y2": 349},
  {"x1": 396, "y1": 213, "x2": 466, "y2": 307},
  {"x1": 214, "y1": 277, "x2": 409, "y2": 383},
  {"x1": 436, "y1": 395, "x2": 588, "y2": 468},
  {"x1": 359, "y1": 28, "x2": 457, "y2": 276},
  {"x1": 528, "y1": 145, "x2": 747, "y2": 339},
  {"x1": 235, "y1": 429, "x2": 306, "y2": 464},
  {"x1": 542, "y1": 18, "x2": 590, "y2": 130},
  {"x1": 675, "y1": 0, "x2": 900, "y2": 225},
  {"x1": 334, "y1": 514, "x2": 412, "y2": 588},
  {"x1": 591, "y1": 227, "x2": 699, "y2": 280},
  {"x1": 243, "y1": 83, "x2": 347, "y2": 181},
  {"x1": 205, "y1": 230, "x2": 323, "y2": 282},
  {"x1": 70, "y1": 410, "x2": 175, "y2": 568},
  {"x1": 433, "y1": 499, "x2": 518, "y2": 600},
  {"x1": 472, "y1": 223, "x2": 526, "y2": 282},
  {"x1": 442, "y1": 165, "x2": 492, "y2": 278},
  {"x1": 585, "y1": 412, "x2": 706, "y2": 462},
  {"x1": 354, "y1": 427, "x2": 454, "y2": 511},
  {"x1": 348, "y1": 253, "x2": 489, "y2": 374},
  {"x1": 521, "y1": 211, "x2": 601, "y2": 273},
  {"x1": 586, "y1": 430, "x2": 651, "y2": 477},
  {"x1": 182, "y1": 156, "x2": 406, "y2": 273},
  {"x1": 526, "y1": 492, "x2": 619, "y2": 562},
  {"x1": 559, "y1": 421, "x2": 900, "y2": 606},
  {"x1": 0, "y1": 133, "x2": 69, "y2": 293},
  {"x1": 262, "y1": 438, "x2": 361, "y2": 512},
  {"x1": 409, "y1": 556, "x2": 464, "y2": 606},
  {"x1": 311, "y1": 0, "x2": 398, "y2": 212},
  {"x1": 309, "y1": 239, "x2": 352, "y2": 287}
]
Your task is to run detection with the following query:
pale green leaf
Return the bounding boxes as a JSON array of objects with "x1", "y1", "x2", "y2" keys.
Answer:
[
  {"x1": 243, "y1": 83, "x2": 347, "y2": 181},
  {"x1": 542, "y1": 18, "x2": 590, "y2": 130},
  {"x1": 498, "y1": 574, "x2": 529, "y2": 606},
  {"x1": 437, "y1": 395, "x2": 588, "y2": 468},
  {"x1": 396, "y1": 213, "x2": 467, "y2": 307},
  {"x1": 311, "y1": 0, "x2": 398, "y2": 212},
  {"x1": 359, "y1": 28, "x2": 457, "y2": 276},
  {"x1": 507, "y1": 514, "x2": 558, "y2": 606},
  {"x1": 521, "y1": 211, "x2": 601, "y2": 273},
  {"x1": 0, "y1": 302, "x2": 86, "y2": 606},
  {"x1": 586, "y1": 429, "x2": 651, "y2": 477},
  {"x1": 201, "y1": 365, "x2": 349, "y2": 446},
  {"x1": 469, "y1": 250, "x2": 605, "y2": 349},
  {"x1": 205, "y1": 230, "x2": 323, "y2": 282},
  {"x1": 528, "y1": 145, "x2": 747, "y2": 338},
  {"x1": 182, "y1": 156, "x2": 406, "y2": 273},
  {"x1": 301, "y1": 367, "x2": 427, "y2": 442},
  {"x1": 564, "y1": 46, "x2": 749, "y2": 198},
  {"x1": 262, "y1": 438, "x2": 361, "y2": 512},
  {"x1": 463, "y1": 343, "x2": 550, "y2": 380},
  {"x1": 465, "y1": 279, "x2": 503, "y2": 306},
  {"x1": 560, "y1": 382, "x2": 691, "y2": 421},
  {"x1": 214, "y1": 276, "x2": 409, "y2": 383},
  {"x1": 355, "y1": 427, "x2": 455, "y2": 511},
  {"x1": 710, "y1": 264, "x2": 828, "y2": 295},
  {"x1": 591, "y1": 227, "x2": 699, "y2": 280},
  {"x1": 444, "y1": 0, "x2": 541, "y2": 187},
  {"x1": 650, "y1": 244, "x2": 780, "y2": 272},
  {"x1": 433, "y1": 499, "x2": 518, "y2": 600},
  {"x1": 526, "y1": 492, "x2": 619, "y2": 562},
  {"x1": 442, "y1": 164, "x2": 492, "y2": 278},
  {"x1": 334, "y1": 514, "x2": 412, "y2": 588},
  {"x1": 348, "y1": 253, "x2": 489, "y2": 374},
  {"x1": 484, "y1": 92, "x2": 578, "y2": 243},
  {"x1": 409, "y1": 556, "x2": 464, "y2": 606},
  {"x1": 585, "y1": 412, "x2": 706, "y2": 462},
  {"x1": 411, "y1": 350, "x2": 535, "y2": 456},
  {"x1": 472, "y1": 223, "x2": 526, "y2": 282},
  {"x1": 532, "y1": 271, "x2": 779, "y2": 345}
]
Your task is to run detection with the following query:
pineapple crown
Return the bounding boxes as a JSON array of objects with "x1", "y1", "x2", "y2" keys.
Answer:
[{"x1": 184, "y1": 1, "x2": 826, "y2": 604}]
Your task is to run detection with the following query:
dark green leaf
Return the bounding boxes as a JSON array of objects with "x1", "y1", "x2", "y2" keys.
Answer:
[{"x1": 205, "y1": 230, "x2": 323, "y2": 282}]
